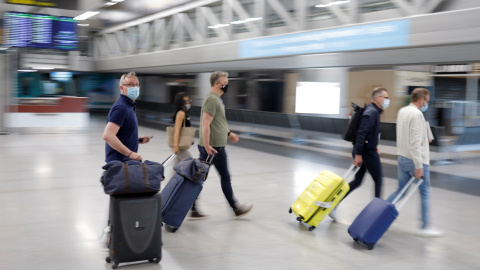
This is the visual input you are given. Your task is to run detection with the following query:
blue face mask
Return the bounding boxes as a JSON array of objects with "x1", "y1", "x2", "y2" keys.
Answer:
[
  {"x1": 382, "y1": 98, "x2": 390, "y2": 110},
  {"x1": 421, "y1": 104, "x2": 428, "y2": 112},
  {"x1": 126, "y1": 87, "x2": 140, "y2": 100}
]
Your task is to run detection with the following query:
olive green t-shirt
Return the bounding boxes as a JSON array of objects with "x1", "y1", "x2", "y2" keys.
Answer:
[{"x1": 198, "y1": 92, "x2": 228, "y2": 147}]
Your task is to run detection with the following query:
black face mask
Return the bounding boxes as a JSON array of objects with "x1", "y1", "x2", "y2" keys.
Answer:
[{"x1": 221, "y1": 84, "x2": 229, "y2": 94}]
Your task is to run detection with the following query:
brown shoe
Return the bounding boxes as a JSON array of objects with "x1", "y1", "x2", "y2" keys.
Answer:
[
  {"x1": 189, "y1": 210, "x2": 208, "y2": 219},
  {"x1": 234, "y1": 203, "x2": 254, "y2": 217}
]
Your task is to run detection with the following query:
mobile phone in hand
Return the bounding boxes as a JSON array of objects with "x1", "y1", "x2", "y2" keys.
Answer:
[{"x1": 139, "y1": 136, "x2": 153, "y2": 143}]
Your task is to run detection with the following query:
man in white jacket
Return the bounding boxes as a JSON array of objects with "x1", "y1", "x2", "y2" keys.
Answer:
[{"x1": 387, "y1": 88, "x2": 443, "y2": 237}]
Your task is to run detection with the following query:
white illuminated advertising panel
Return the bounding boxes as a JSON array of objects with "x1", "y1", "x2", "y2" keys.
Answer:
[{"x1": 295, "y1": 82, "x2": 340, "y2": 114}]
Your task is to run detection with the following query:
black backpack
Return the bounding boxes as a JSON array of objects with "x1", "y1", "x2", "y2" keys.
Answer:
[{"x1": 342, "y1": 103, "x2": 365, "y2": 143}]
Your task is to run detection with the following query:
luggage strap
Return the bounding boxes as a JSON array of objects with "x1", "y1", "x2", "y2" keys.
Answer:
[
  {"x1": 141, "y1": 163, "x2": 149, "y2": 192},
  {"x1": 122, "y1": 163, "x2": 130, "y2": 193},
  {"x1": 314, "y1": 201, "x2": 333, "y2": 208}
]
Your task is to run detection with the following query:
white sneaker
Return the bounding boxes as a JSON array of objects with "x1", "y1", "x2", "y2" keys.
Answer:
[
  {"x1": 415, "y1": 227, "x2": 444, "y2": 238},
  {"x1": 328, "y1": 207, "x2": 338, "y2": 221}
]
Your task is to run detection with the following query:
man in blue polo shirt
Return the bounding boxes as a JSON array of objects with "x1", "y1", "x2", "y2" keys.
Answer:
[{"x1": 103, "y1": 71, "x2": 151, "y2": 162}]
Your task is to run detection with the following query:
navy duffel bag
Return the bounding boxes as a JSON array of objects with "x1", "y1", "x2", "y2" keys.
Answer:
[
  {"x1": 101, "y1": 160, "x2": 164, "y2": 195},
  {"x1": 173, "y1": 155, "x2": 214, "y2": 185}
]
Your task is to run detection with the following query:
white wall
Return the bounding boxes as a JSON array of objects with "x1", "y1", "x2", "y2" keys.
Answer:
[
  {"x1": 0, "y1": 55, "x2": 7, "y2": 133},
  {"x1": 195, "y1": 73, "x2": 211, "y2": 107}
]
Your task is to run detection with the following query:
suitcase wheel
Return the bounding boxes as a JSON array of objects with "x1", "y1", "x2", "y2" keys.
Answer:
[
  {"x1": 148, "y1": 256, "x2": 161, "y2": 264},
  {"x1": 353, "y1": 238, "x2": 358, "y2": 242},
  {"x1": 308, "y1": 226, "x2": 315, "y2": 231},
  {"x1": 288, "y1": 208, "x2": 292, "y2": 214},
  {"x1": 367, "y1": 244, "x2": 375, "y2": 250},
  {"x1": 105, "y1": 257, "x2": 111, "y2": 263},
  {"x1": 112, "y1": 260, "x2": 119, "y2": 269}
]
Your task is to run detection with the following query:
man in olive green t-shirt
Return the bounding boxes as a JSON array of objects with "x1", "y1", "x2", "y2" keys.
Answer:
[{"x1": 193, "y1": 71, "x2": 254, "y2": 218}]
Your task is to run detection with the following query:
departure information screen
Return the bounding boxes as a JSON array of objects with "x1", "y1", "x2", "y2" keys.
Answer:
[
  {"x1": 3, "y1": 12, "x2": 32, "y2": 47},
  {"x1": 3, "y1": 11, "x2": 77, "y2": 50},
  {"x1": 32, "y1": 14, "x2": 54, "y2": 48},
  {"x1": 53, "y1": 17, "x2": 78, "y2": 50}
]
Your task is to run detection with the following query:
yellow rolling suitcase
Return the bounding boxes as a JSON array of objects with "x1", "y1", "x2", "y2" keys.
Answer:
[{"x1": 289, "y1": 165, "x2": 358, "y2": 231}]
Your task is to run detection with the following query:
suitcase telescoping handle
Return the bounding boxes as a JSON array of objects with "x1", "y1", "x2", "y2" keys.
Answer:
[
  {"x1": 343, "y1": 164, "x2": 360, "y2": 181},
  {"x1": 162, "y1": 153, "x2": 177, "y2": 167},
  {"x1": 204, "y1": 154, "x2": 215, "y2": 165},
  {"x1": 392, "y1": 176, "x2": 424, "y2": 211}
]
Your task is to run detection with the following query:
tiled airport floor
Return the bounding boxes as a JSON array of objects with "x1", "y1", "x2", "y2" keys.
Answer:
[{"x1": 1, "y1": 114, "x2": 479, "y2": 270}]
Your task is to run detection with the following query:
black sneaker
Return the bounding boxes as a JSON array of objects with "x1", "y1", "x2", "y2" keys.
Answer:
[{"x1": 234, "y1": 203, "x2": 254, "y2": 217}]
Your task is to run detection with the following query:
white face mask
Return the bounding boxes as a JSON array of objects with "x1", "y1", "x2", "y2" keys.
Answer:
[
  {"x1": 382, "y1": 98, "x2": 390, "y2": 110},
  {"x1": 183, "y1": 104, "x2": 191, "y2": 111}
]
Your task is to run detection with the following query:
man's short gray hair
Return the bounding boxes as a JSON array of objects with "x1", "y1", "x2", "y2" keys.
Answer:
[
  {"x1": 119, "y1": 72, "x2": 137, "y2": 87},
  {"x1": 210, "y1": 71, "x2": 229, "y2": 87},
  {"x1": 371, "y1": 87, "x2": 387, "y2": 100}
]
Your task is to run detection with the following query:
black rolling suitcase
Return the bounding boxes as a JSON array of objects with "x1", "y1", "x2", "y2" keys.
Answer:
[
  {"x1": 106, "y1": 193, "x2": 162, "y2": 269},
  {"x1": 104, "y1": 154, "x2": 176, "y2": 269}
]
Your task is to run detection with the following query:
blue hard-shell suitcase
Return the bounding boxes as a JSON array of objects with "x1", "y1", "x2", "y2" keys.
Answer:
[
  {"x1": 161, "y1": 173, "x2": 203, "y2": 232},
  {"x1": 348, "y1": 177, "x2": 422, "y2": 250},
  {"x1": 348, "y1": 198, "x2": 397, "y2": 250}
]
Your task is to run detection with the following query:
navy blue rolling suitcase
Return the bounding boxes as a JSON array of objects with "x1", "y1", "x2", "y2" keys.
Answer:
[
  {"x1": 161, "y1": 155, "x2": 213, "y2": 232},
  {"x1": 348, "y1": 177, "x2": 422, "y2": 250},
  {"x1": 161, "y1": 173, "x2": 203, "y2": 232}
]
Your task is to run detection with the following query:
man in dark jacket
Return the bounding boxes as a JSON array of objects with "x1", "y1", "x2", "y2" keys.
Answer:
[{"x1": 330, "y1": 87, "x2": 390, "y2": 220}]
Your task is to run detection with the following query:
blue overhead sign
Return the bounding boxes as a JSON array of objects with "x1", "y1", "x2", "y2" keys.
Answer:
[{"x1": 238, "y1": 20, "x2": 410, "y2": 58}]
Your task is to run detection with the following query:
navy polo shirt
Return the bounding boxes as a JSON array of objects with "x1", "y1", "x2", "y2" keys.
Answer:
[{"x1": 105, "y1": 95, "x2": 139, "y2": 162}]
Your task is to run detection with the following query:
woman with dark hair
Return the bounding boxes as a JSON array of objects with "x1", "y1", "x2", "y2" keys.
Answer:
[
  {"x1": 171, "y1": 92, "x2": 192, "y2": 155},
  {"x1": 167, "y1": 92, "x2": 206, "y2": 218}
]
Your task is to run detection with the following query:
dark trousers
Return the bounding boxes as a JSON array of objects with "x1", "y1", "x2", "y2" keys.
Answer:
[
  {"x1": 197, "y1": 145, "x2": 238, "y2": 210},
  {"x1": 345, "y1": 148, "x2": 383, "y2": 199}
]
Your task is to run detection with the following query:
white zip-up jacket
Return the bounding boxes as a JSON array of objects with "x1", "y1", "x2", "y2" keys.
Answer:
[{"x1": 396, "y1": 104, "x2": 430, "y2": 169}]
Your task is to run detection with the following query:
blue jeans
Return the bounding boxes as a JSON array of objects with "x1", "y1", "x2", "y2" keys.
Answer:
[
  {"x1": 198, "y1": 145, "x2": 238, "y2": 210},
  {"x1": 387, "y1": 156, "x2": 431, "y2": 229}
]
